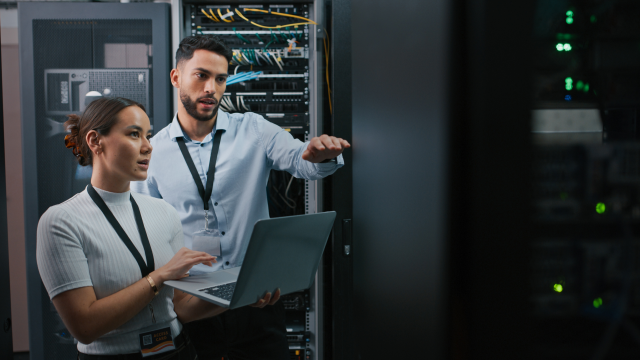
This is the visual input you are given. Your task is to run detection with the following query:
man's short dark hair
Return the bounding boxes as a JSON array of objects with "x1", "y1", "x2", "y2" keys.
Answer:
[{"x1": 176, "y1": 35, "x2": 233, "y2": 67}]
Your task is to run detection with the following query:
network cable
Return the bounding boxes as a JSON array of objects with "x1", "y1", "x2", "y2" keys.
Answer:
[
  {"x1": 226, "y1": 71, "x2": 263, "y2": 85},
  {"x1": 234, "y1": 8, "x2": 317, "y2": 29},
  {"x1": 323, "y1": 28, "x2": 332, "y2": 115}
]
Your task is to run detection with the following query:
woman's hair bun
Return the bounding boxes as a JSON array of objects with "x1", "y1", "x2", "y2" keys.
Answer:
[{"x1": 64, "y1": 114, "x2": 89, "y2": 166}]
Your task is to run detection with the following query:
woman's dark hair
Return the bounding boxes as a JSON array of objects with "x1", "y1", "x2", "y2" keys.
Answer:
[
  {"x1": 64, "y1": 97, "x2": 146, "y2": 166},
  {"x1": 176, "y1": 35, "x2": 233, "y2": 67}
]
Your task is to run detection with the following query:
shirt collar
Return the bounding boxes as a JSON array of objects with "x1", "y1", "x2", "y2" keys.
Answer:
[{"x1": 169, "y1": 110, "x2": 229, "y2": 142}]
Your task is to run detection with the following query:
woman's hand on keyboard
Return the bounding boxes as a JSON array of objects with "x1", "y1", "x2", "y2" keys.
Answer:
[{"x1": 153, "y1": 247, "x2": 217, "y2": 286}]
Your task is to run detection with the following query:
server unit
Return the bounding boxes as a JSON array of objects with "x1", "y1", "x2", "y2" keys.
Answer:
[
  {"x1": 171, "y1": 1, "x2": 324, "y2": 359},
  {"x1": 19, "y1": 3, "x2": 172, "y2": 359}
]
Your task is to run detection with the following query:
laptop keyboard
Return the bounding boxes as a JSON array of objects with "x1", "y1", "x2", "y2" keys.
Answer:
[{"x1": 199, "y1": 282, "x2": 236, "y2": 301}]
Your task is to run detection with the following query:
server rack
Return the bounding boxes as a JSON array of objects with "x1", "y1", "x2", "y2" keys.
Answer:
[
  {"x1": 171, "y1": 1, "x2": 325, "y2": 359},
  {"x1": 19, "y1": 4, "x2": 172, "y2": 359},
  {"x1": 530, "y1": 1, "x2": 640, "y2": 358}
]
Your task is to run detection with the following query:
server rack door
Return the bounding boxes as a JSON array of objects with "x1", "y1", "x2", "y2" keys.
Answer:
[
  {"x1": 347, "y1": 0, "x2": 534, "y2": 359},
  {"x1": 19, "y1": 4, "x2": 171, "y2": 359}
]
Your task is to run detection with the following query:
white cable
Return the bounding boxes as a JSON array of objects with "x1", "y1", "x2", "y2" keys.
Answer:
[
  {"x1": 284, "y1": 174, "x2": 296, "y2": 207},
  {"x1": 226, "y1": 96, "x2": 237, "y2": 111},
  {"x1": 262, "y1": 50, "x2": 272, "y2": 65},
  {"x1": 222, "y1": 96, "x2": 235, "y2": 111},
  {"x1": 265, "y1": 50, "x2": 274, "y2": 65},
  {"x1": 220, "y1": 96, "x2": 232, "y2": 112},
  {"x1": 270, "y1": 50, "x2": 283, "y2": 71},
  {"x1": 237, "y1": 96, "x2": 242, "y2": 111},
  {"x1": 256, "y1": 50, "x2": 268, "y2": 65},
  {"x1": 240, "y1": 96, "x2": 250, "y2": 111},
  {"x1": 235, "y1": 65, "x2": 241, "y2": 75},
  {"x1": 277, "y1": 49, "x2": 285, "y2": 67},
  {"x1": 256, "y1": 50, "x2": 271, "y2": 64}
]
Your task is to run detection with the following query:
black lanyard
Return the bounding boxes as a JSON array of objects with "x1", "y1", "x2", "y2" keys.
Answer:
[
  {"x1": 176, "y1": 130, "x2": 223, "y2": 211},
  {"x1": 87, "y1": 185, "x2": 155, "y2": 277}
]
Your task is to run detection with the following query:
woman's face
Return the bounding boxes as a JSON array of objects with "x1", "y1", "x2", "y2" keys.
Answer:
[{"x1": 98, "y1": 106, "x2": 153, "y2": 183}]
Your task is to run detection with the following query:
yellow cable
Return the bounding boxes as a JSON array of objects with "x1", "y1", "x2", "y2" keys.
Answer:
[
  {"x1": 226, "y1": 9, "x2": 235, "y2": 22},
  {"x1": 323, "y1": 29, "x2": 332, "y2": 115},
  {"x1": 201, "y1": 9, "x2": 217, "y2": 22},
  {"x1": 218, "y1": 8, "x2": 233, "y2": 23},
  {"x1": 248, "y1": 22, "x2": 314, "y2": 29},
  {"x1": 244, "y1": 8, "x2": 318, "y2": 25},
  {"x1": 207, "y1": 9, "x2": 220, "y2": 22},
  {"x1": 234, "y1": 8, "x2": 250, "y2": 22}
]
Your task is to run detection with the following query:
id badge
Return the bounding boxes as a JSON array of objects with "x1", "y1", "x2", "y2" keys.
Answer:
[
  {"x1": 192, "y1": 228, "x2": 221, "y2": 257},
  {"x1": 139, "y1": 326, "x2": 175, "y2": 357}
]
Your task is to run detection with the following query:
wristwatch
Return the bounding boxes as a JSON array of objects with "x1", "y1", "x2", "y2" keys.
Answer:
[{"x1": 320, "y1": 158, "x2": 337, "y2": 164}]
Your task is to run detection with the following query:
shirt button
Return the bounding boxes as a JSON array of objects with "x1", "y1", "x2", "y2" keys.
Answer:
[
  {"x1": 225, "y1": 261, "x2": 229, "y2": 265},
  {"x1": 200, "y1": 143, "x2": 204, "y2": 147},
  {"x1": 214, "y1": 202, "x2": 218, "y2": 206},
  {"x1": 222, "y1": 231, "x2": 226, "y2": 235}
]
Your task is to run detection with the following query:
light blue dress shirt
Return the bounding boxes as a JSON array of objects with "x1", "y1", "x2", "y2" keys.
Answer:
[{"x1": 131, "y1": 110, "x2": 343, "y2": 274}]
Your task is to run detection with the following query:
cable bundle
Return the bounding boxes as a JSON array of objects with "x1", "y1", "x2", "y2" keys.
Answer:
[
  {"x1": 201, "y1": 7, "x2": 317, "y2": 29},
  {"x1": 231, "y1": 49, "x2": 285, "y2": 70},
  {"x1": 226, "y1": 71, "x2": 262, "y2": 85}
]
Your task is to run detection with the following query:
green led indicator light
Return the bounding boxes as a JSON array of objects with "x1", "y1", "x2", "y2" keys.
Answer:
[
  {"x1": 596, "y1": 202, "x2": 606, "y2": 214},
  {"x1": 553, "y1": 284, "x2": 563, "y2": 293},
  {"x1": 593, "y1": 297, "x2": 603, "y2": 308},
  {"x1": 564, "y1": 43, "x2": 572, "y2": 51},
  {"x1": 565, "y1": 77, "x2": 573, "y2": 91},
  {"x1": 556, "y1": 43, "x2": 564, "y2": 51},
  {"x1": 576, "y1": 81, "x2": 584, "y2": 91},
  {"x1": 584, "y1": 83, "x2": 589, "y2": 92},
  {"x1": 591, "y1": 15, "x2": 597, "y2": 23},
  {"x1": 566, "y1": 10, "x2": 574, "y2": 24}
]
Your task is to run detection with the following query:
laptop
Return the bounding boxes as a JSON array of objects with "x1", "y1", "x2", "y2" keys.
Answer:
[{"x1": 164, "y1": 211, "x2": 336, "y2": 309}]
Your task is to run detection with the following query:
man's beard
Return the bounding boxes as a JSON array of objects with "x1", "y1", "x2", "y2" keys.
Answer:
[{"x1": 180, "y1": 92, "x2": 220, "y2": 122}]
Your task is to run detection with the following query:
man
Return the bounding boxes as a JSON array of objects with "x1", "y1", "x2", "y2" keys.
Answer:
[{"x1": 131, "y1": 35, "x2": 349, "y2": 359}]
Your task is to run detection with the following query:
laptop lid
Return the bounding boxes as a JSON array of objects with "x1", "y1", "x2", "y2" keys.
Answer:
[{"x1": 229, "y1": 211, "x2": 336, "y2": 309}]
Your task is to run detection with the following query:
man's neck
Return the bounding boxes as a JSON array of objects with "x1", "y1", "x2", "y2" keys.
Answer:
[{"x1": 177, "y1": 107, "x2": 217, "y2": 142}]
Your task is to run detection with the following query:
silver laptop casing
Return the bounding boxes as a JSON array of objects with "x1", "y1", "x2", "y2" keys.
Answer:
[{"x1": 164, "y1": 211, "x2": 336, "y2": 309}]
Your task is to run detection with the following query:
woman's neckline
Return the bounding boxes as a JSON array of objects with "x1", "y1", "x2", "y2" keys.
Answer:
[{"x1": 90, "y1": 185, "x2": 131, "y2": 206}]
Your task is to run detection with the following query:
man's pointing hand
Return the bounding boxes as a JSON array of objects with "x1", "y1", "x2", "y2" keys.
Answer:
[{"x1": 302, "y1": 134, "x2": 351, "y2": 163}]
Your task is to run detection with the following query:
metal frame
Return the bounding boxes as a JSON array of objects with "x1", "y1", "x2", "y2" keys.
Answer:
[
  {"x1": 0, "y1": 43, "x2": 13, "y2": 357},
  {"x1": 19, "y1": 4, "x2": 172, "y2": 359},
  {"x1": 328, "y1": 0, "x2": 354, "y2": 359}
]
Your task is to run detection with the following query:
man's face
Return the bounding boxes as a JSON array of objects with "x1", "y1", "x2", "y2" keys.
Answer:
[{"x1": 175, "y1": 49, "x2": 229, "y2": 122}]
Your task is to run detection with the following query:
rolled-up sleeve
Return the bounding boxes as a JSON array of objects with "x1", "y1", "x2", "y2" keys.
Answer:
[
  {"x1": 36, "y1": 207, "x2": 93, "y2": 299},
  {"x1": 254, "y1": 114, "x2": 344, "y2": 179}
]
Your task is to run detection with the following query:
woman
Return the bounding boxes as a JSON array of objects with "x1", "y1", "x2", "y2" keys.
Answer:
[{"x1": 36, "y1": 97, "x2": 278, "y2": 359}]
